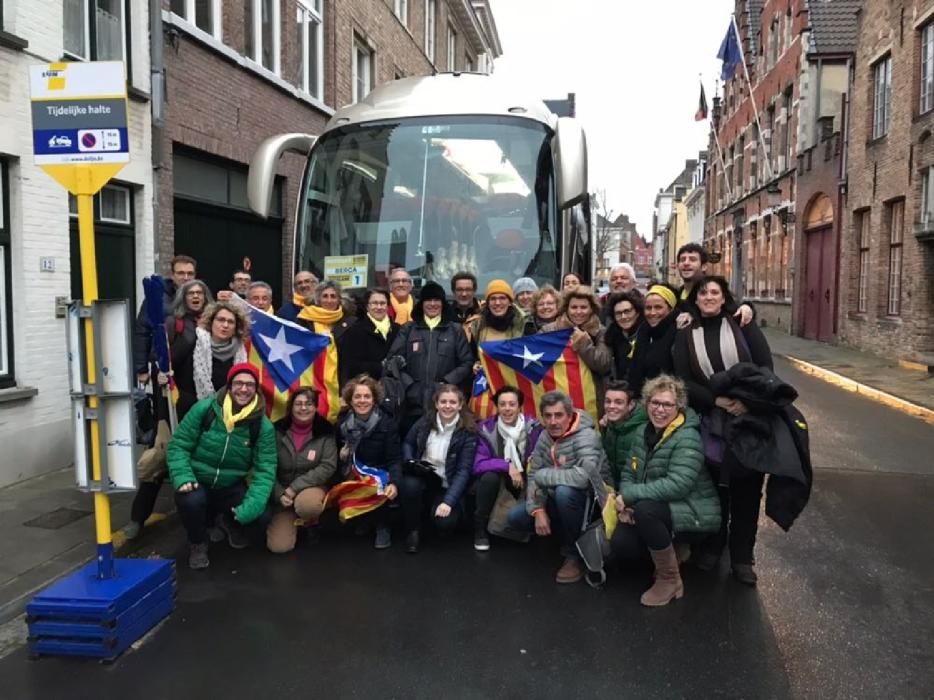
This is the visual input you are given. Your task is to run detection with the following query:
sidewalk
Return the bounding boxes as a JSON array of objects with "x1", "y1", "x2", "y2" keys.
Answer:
[
  {"x1": 763, "y1": 328, "x2": 934, "y2": 419},
  {"x1": 0, "y1": 469, "x2": 175, "y2": 624}
]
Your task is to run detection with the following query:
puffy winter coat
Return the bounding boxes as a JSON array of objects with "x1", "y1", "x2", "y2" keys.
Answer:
[
  {"x1": 602, "y1": 405, "x2": 648, "y2": 488},
  {"x1": 473, "y1": 416, "x2": 543, "y2": 475},
  {"x1": 526, "y1": 411, "x2": 611, "y2": 515},
  {"x1": 273, "y1": 415, "x2": 338, "y2": 501},
  {"x1": 618, "y1": 408, "x2": 721, "y2": 534},
  {"x1": 403, "y1": 416, "x2": 477, "y2": 507},
  {"x1": 166, "y1": 390, "x2": 277, "y2": 523}
]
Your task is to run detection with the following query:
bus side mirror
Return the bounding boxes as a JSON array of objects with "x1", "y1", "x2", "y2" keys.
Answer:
[
  {"x1": 248, "y1": 133, "x2": 317, "y2": 218},
  {"x1": 553, "y1": 117, "x2": 588, "y2": 210}
]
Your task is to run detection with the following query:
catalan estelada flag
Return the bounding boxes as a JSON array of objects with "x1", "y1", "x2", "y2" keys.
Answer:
[
  {"x1": 323, "y1": 455, "x2": 389, "y2": 522},
  {"x1": 244, "y1": 307, "x2": 333, "y2": 423},
  {"x1": 478, "y1": 328, "x2": 598, "y2": 421},
  {"x1": 470, "y1": 368, "x2": 495, "y2": 419}
]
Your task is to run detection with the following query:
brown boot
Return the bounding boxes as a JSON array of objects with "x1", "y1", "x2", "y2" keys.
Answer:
[
  {"x1": 640, "y1": 545, "x2": 684, "y2": 607},
  {"x1": 555, "y1": 556, "x2": 584, "y2": 584}
]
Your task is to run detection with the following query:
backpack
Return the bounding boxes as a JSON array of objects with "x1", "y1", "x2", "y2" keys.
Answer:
[
  {"x1": 379, "y1": 355, "x2": 408, "y2": 419},
  {"x1": 199, "y1": 408, "x2": 261, "y2": 448}
]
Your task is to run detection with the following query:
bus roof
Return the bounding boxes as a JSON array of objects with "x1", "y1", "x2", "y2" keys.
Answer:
[{"x1": 325, "y1": 73, "x2": 557, "y2": 134}]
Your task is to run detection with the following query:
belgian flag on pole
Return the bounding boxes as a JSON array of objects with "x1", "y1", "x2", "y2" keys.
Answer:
[{"x1": 695, "y1": 83, "x2": 708, "y2": 121}]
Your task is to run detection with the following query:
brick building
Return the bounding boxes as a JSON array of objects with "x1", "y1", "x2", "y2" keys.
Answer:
[
  {"x1": 841, "y1": 0, "x2": 934, "y2": 364},
  {"x1": 157, "y1": 0, "x2": 502, "y2": 302},
  {"x1": 631, "y1": 233, "x2": 653, "y2": 281},
  {"x1": 705, "y1": 0, "x2": 804, "y2": 332}
]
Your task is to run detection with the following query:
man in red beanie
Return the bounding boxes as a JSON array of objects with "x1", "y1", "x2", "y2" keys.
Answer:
[{"x1": 167, "y1": 363, "x2": 277, "y2": 569}]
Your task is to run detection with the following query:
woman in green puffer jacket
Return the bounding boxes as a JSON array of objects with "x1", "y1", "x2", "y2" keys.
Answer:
[
  {"x1": 167, "y1": 363, "x2": 277, "y2": 570},
  {"x1": 611, "y1": 374, "x2": 721, "y2": 607}
]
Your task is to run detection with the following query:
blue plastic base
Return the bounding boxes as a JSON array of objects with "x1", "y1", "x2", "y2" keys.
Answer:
[{"x1": 26, "y1": 558, "x2": 176, "y2": 661}]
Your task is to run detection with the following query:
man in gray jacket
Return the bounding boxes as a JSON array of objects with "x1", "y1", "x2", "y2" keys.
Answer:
[{"x1": 507, "y1": 391, "x2": 610, "y2": 584}]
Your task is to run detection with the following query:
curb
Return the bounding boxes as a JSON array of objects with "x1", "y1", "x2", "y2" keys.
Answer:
[{"x1": 783, "y1": 354, "x2": 934, "y2": 425}]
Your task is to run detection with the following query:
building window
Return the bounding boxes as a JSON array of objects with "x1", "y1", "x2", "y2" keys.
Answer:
[
  {"x1": 921, "y1": 166, "x2": 934, "y2": 228},
  {"x1": 872, "y1": 55, "x2": 892, "y2": 139},
  {"x1": 766, "y1": 104, "x2": 775, "y2": 174},
  {"x1": 245, "y1": 0, "x2": 279, "y2": 73},
  {"x1": 922, "y1": 23, "x2": 934, "y2": 114},
  {"x1": 447, "y1": 24, "x2": 456, "y2": 71},
  {"x1": 424, "y1": 0, "x2": 436, "y2": 62},
  {"x1": 769, "y1": 16, "x2": 780, "y2": 67},
  {"x1": 856, "y1": 210, "x2": 870, "y2": 313},
  {"x1": 64, "y1": 0, "x2": 126, "y2": 61},
  {"x1": 0, "y1": 162, "x2": 12, "y2": 388},
  {"x1": 170, "y1": 0, "x2": 221, "y2": 38},
  {"x1": 352, "y1": 37, "x2": 374, "y2": 104},
  {"x1": 885, "y1": 200, "x2": 904, "y2": 315},
  {"x1": 783, "y1": 86, "x2": 793, "y2": 166},
  {"x1": 393, "y1": 0, "x2": 408, "y2": 26},
  {"x1": 293, "y1": 0, "x2": 322, "y2": 98},
  {"x1": 735, "y1": 135, "x2": 744, "y2": 195}
]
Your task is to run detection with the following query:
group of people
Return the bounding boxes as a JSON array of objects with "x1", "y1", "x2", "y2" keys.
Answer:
[{"x1": 131, "y1": 243, "x2": 809, "y2": 608}]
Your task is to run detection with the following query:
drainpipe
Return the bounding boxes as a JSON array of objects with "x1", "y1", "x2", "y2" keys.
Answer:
[
  {"x1": 150, "y1": 0, "x2": 165, "y2": 272},
  {"x1": 833, "y1": 60, "x2": 852, "y2": 338}
]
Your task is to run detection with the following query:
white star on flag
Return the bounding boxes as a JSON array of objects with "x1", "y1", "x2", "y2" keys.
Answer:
[
  {"x1": 476, "y1": 373, "x2": 488, "y2": 390},
  {"x1": 519, "y1": 345, "x2": 545, "y2": 370},
  {"x1": 259, "y1": 327, "x2": 303, "y2": 372}
]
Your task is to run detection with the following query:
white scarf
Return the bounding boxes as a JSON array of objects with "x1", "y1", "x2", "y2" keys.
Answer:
[
  {"x1": 496, "y1": 414, "x2": 527, "y2": 470},
  {"x1": 424, "y1": 414, "x2": 459, "y2": 486},
  {"x1": 192, "y1": 327, "x2": 247, "y2": 399},
  {"x1": 690, "y1": 317, "x2": 741, "y2": 379}
]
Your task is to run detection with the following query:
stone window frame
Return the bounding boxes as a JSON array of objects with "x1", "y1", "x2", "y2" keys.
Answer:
[
  {"x1": 446, "y1": 22, "x2": 457, "y2": 72},
  {"x1": 872, "y1": 54, "x2": 893, "y2": 140},
  {"x1": 855, "y1": 208, "x2": 871, "y2": 314},
  {"x1": 393, "y1": 0, "x2": 408, "y2": 27},
  {"x1": 921, "y1": 22, "x2": 934, "y2": 115},
  {"x1": 352, "y1": 34, "x2": 375, "y2": 105}
]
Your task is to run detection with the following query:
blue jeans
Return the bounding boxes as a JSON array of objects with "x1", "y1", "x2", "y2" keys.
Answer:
[{"x1": 507, "y1": 485, "x2": 589, "y2": 557}]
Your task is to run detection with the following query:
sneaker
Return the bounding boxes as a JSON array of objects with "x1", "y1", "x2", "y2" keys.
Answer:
[
  {"x1": 123, "y1": 521, "x2": 142, "y2": 541},
  {"x1": 555, "y1": 556, "x2": 584, "y2": 584},
  {"x1": 473, "y1": 529, "x2": 491, "y2": 552},
  {"x1": 219, "y1": 514, "x2": 250, "y2": 549},
  {"x1": 188, "y1": 543, "x2": 209, "y2": 570},
  {"x1": 405, "y1": 530, "x2": 420, "y2": 554},
  {"x1": 732, "y1": 563, "x2": 758, "y2": 587},
  {"x1": 374, "y1": 527, "x2": 392, "y2": 550}
]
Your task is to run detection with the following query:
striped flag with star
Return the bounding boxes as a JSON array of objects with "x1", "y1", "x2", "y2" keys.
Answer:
[
  {"x1": 323, "y1": 455, "x2": 389, "y2": 522},
  {"x1": 477, "y1": 328, "x2": 599, "y2": 421},
  {"x1": 244, "y1": 307, "x2": 333, "y2": 423}
]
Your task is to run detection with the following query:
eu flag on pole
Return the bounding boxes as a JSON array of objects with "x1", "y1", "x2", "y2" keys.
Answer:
[
  {"x1": 478, "y1": 328, "x2": 599, "y2": 420},
  {"x1": 246, "y1": 308, "x2": 330, "y2": 421},
  {"x1": 717, "y1": 21, "x2": 742, "y2": 81}
]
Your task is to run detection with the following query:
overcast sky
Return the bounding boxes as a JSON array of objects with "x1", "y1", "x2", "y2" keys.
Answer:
[{"x1": 490, "y1": 0, "x2": 734, "y2": 239}]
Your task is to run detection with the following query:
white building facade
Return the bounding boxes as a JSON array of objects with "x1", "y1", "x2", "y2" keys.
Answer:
[{"x1": 0, "y1": 2, "x2": 153, "y2": 486}]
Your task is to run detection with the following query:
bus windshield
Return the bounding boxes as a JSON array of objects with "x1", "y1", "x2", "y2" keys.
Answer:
[{"x1": 295, "y1": 115, "x2": 558, "y2": 293}]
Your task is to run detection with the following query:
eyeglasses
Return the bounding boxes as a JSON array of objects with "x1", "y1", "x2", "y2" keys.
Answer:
[
  {"x1": 454, "y1": 286, "x2": 475, "y2": 294},
  {"x1": 648, "y1": 399, "x2": 677, "y2": 411},
  {"x1": 390, "y1": 279, "x2": 412, "y2": 286},
  {"x1": 214, "y1": 317, "x2": 236, "y2": 326},
  {"x1": 614, "y1": 308, "x2": 635, "y2": 317},
  {"x1": 231, "y1": 380, "x2": 256, "y2": 390}
]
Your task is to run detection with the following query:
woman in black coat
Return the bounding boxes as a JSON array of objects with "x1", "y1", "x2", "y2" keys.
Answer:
[
  {"x1": 335, "y1": 374, "x2": 402, "y2": 549},
  {"x1": 626, "y1": 284, "x2": 678, "y2": 395},
  {"x1": 400, "y1": 384, "x2": 477, "y2": 554},
  {"x1": 604, "y1": 290, "x2": 644, "y2": 381},
  {"x1": 672, "y1": 275, "x2": 774, "y2": 586},
  {"x1": 337, "y1": 288, "x2": 399, "y2": 388}
]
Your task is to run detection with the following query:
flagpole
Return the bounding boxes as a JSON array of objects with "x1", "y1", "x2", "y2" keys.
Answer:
[
  {"x1": 706, "y1": 77, "x2": 733, "y2": 201},
  {"x1": 731, "y1": 13, "x2": 776, "y2": 183}
]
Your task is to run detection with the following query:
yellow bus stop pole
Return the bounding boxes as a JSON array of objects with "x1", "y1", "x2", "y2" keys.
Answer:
[{"x1": 76, "y1": 165, "x2": 114, "y2": 579}]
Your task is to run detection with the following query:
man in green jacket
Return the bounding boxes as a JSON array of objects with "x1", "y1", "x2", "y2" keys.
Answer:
[
  {"x1": 167, "y1": 363, "x2": 277, "y2": 569},
  {"x1": 600, "y1": 380, "x2": 647, "y2": 487}
]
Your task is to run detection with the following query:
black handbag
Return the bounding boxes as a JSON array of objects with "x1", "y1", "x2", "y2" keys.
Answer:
[{"x1": 403, "y1": 459, "x2": 443, "y2": 486}]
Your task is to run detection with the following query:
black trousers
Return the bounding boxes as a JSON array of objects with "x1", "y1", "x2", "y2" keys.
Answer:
[
  {"x1": 399, "y1": 474, "x2": 463, "y2": 534},
  {"x1": 174, "y1": 481, "x2": 271, "y2": 545},
  {"x1": 473, "y1": 471, "x2": 521, "y2": 530},
  {"x1": 706, "y1": 455, "x2": 765, "y2": 565},
  {"x1": 609, "y1": 500, "x2": 674, "y2": 560}
]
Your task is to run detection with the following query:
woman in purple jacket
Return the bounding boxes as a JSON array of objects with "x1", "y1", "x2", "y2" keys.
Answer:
[{"x1": 472, "y1": 386, "x2": 542, "y2": 552}]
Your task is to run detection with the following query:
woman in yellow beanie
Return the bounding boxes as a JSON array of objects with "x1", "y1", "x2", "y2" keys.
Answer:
[{"x1": 465, "y1": 279, "x2": 534, "y2": 358}]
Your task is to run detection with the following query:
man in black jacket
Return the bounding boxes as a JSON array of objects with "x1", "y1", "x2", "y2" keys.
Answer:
[
  {"x1": 133, "y1": 254, "x2": 197, "y2": 384},
  {"x1": 387, "y1": 282, "x2": 473, "y2": 435}
]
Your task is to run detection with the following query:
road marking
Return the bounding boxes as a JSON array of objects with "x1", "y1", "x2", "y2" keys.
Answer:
[{"x1": 785, "y1": 355, "x2": 934, "y2": 425}]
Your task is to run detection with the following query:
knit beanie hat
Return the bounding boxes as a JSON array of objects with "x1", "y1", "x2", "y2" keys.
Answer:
[
  {"x1": 227, "y1": 362, "x2": 260, "y2": 386},
  {"x1": 512, "y1": 277, "x2": 538, "y2": 296},
  {"x1": 485, "y1": 279, "x2": 514, "y2": 301},
  {"x1": 419, "y1": 281, "x2": 447, "y2": 303}
]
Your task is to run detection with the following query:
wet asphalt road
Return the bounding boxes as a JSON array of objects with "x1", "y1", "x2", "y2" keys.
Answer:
[{"x1": 1, "y1": 357, "x2": 933, "y2": 699}]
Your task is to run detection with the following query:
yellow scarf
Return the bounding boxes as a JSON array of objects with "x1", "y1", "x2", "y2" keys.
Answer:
[
  {"x1": 292, "y1": 292, "x2": 310, "y2": 308},
  {"x1": 298, "y1": 304, "x2": 344, "y2": 334},
  {"x1": 424, "y1": 313, "x2": 442, "y2": 330},
  {"x1": 369, "y1": 313, "x2": 391, "y2": 340},
  {"x1": 222, "y1": 393, "x2": 259, "y2": 433},
  {"x1": 391, "y1": 295, "x2": 413, "y2": 324}
]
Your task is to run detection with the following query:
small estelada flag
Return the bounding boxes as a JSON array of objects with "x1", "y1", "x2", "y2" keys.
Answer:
[{"x1": 695, "y1": 83, "x2": 708, "y2": 121}]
